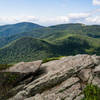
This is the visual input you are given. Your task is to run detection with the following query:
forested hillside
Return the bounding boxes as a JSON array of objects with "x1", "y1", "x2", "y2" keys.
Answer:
[{"x1": 0, "y1": 22, "x2": 100, "y2": 64}]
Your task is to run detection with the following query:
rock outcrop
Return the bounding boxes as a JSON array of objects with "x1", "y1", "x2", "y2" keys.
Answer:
[
  {"x1": 0, "y1": 54, "x2": 100, "y2": 100},
  {"x1": 0, "y1": 60, "x2": 42, "y2": 98}
]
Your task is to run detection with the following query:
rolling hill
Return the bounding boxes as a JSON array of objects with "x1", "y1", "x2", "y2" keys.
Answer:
[
  {"x1": 0, "y1": 23, "x2": 100, "y2": 64},
  {"x1": 48, "y1": 23, "x2": 100, "y2": 39},
  {"x1": 0, "y1": 37, "x2": 55, "y2": 64},
  {"x1": 0, "y1": 22, "x2": 44, "y2": 37},
  {"x1": 0, "y1": 35, "x2": 98, "y2": 64},
  {"x1": 0, "y1": 23, "x2": 100, "y2": 48}
]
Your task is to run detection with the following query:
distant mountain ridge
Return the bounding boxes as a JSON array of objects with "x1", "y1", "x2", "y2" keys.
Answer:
[
  {"x1": 0, "y1": 22, "x2": 100, "y2": 48},
  {"x1": 0, "y1": 22, "x2": 100, "y2": 64},
  {"x1": 0, "y1": 22, "x2": 44, "y2": 37}
]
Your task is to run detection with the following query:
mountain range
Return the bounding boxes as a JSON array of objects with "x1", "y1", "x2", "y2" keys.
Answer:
[{"x1": 0, "y1": 22, "x2": 100, "y2": 64}]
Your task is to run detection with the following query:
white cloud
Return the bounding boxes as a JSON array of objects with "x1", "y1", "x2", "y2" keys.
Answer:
[
  {"x1": 0, "y1": 9, "x2": 100, "y2": 25},
  {"x1": 86, "y1": 16, "x2": 100, "y2": 24},
  {"x1": 67, "y1": 13, "x2": 90, "y2": 19},
  {"x1": 37, "y1": 16, "x2": 69, "y2": 25},
  {"x1": 66, "y1": 9, "x2": 100, "y2": 24},
  {"x1": 0, "y1": 16, "x2": 38, "y2": 25},
  {"x1": 0, "y1": 16, "x2": 69, "y2": 26},
  {"x1": 93, "y1": 0, "x2": 100, "y2": 5}
]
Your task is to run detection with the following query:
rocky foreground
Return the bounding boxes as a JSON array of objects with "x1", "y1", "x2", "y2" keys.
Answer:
[{"x1": 0, "y1": 54, "x2": 100, "y2": 100}]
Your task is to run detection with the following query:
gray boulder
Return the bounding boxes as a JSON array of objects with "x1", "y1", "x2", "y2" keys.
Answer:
[
  {"x1": 2, "y1": 60, "x2": 42, "y2": 73},
  {"x1": 0, "y1": 60, "x2": 42, "y2": 98}
]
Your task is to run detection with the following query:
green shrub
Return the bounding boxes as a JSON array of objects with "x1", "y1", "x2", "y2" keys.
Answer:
[
  {"x1": 42, "y1": 56, "x2": 64, "y2": 63},
  {"x1": 82, "y1": 84, "x2": 100, "y2": 100},
  {"x1": 0, "y1": 64, "x2": 13, "y2": 70}
]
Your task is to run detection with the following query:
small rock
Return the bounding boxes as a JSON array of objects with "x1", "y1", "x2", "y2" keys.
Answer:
[
  {"x1": 25, "y1": 94, "x2": 43, "y2": 100},
  {"x1": 3, "y1": 60, "x2": 42, "y2": 73},
  {"x1": 78, "y1": 69, "x2": 92, "y2": 82},
  {"x1": 94, "y1": 65, "x2": 100, "y2": 74}
]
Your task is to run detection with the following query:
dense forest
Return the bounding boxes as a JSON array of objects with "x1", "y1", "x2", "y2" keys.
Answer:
[{"x1": 0, "y1": 22, "x2": 100, "y2": 64}]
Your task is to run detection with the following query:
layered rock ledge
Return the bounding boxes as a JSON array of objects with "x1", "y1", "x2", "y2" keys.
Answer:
[{"x1": 0, "y1": 54, "x2": 100, "y2": 100}]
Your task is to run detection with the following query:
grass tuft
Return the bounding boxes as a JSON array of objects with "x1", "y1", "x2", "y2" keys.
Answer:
[
  {"x1": 42, "y1": 56, "x2": 64, "y2": 63},
  {"x1": 82, "y1": 84, "x2": 100, "y2": 100},
  {"x1": 0, "y1": 64, "x2": 13, "y2": 71}
]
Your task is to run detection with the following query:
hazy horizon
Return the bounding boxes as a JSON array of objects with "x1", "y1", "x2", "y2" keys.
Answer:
[{"x1": 1, "y1": 21, "x2": 100, "y2": 27}]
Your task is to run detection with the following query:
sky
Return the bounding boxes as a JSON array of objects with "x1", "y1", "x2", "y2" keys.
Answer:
[{"x1": 0, "y1": 0, "x2": 100, "y2": 26}]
